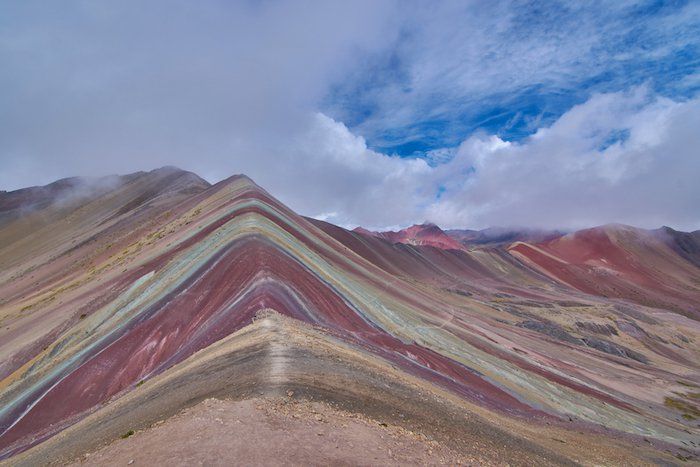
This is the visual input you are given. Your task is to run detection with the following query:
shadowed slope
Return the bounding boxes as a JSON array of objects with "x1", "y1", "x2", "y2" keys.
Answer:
[{"x1": 657, "y1": 226, "x2": 700, "y2": 269}]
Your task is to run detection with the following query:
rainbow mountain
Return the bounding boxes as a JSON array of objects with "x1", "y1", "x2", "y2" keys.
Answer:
[{"x1": 0, "y1": 167, "x2": 698, "y2": 465}]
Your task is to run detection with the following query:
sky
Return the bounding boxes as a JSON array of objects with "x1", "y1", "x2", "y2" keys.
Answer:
[{"x1": 1, "y1": 0, "x2": 699, "y2": 230}]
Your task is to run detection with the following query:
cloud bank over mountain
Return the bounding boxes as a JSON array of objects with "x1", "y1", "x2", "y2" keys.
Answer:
[
  {"x1": 1, "y1": 0, "x2": 698, "y2": 230},
  {"x1": 287, "y1": 89, "x2": 700, "y2": 230}
]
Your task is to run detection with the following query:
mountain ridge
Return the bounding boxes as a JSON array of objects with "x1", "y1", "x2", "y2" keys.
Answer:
[{"x1": 0, "y1": 167, "x2": 698, "y2": 464}]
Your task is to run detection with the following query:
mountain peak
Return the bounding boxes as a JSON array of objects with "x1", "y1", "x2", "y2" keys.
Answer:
[{"x1": 355, "y1": 222, "x2": 466, "y2": 251}]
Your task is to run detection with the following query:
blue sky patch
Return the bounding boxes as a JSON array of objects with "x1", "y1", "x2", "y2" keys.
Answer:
[{"x1": 322, "y1": 0, "x2": 700, "y2": 158}]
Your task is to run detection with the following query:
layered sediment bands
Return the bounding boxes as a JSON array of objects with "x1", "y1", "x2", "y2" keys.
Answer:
[
  {"x1": 0, "y1": 314, "x2": 668, "y2": 467},
  {"x1": 0, "y1": 170, "x2": 699, "y2": 464},
  {"x1": 508, "y1": 225, "x2": 700, "y2": 317}
]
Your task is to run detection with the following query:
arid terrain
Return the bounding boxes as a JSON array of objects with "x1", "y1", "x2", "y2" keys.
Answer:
[{"x1": 0, "y1": 167, "x2": 698, "y2": 465}]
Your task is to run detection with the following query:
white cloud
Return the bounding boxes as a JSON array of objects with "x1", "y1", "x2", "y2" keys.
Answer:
[
  {"x1": 0, "y1": 0, "x2": 399, "y2": 189},
  {"x1": 423, "y1": 88, "x2": 700, "y2": 230},
  {"x1": 234, "y1": 88, "x2": 699, "y2": 231},
  {"x1": 252, "y1": 113, "x2": 431, "y2": 229},
  {"x1": 330, "y1": 0, "x2": 700, "y2": 147}
]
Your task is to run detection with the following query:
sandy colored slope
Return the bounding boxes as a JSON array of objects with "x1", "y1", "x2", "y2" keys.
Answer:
[{"x1": 70, "y1": 398, "x2": 467, "y2": 467}]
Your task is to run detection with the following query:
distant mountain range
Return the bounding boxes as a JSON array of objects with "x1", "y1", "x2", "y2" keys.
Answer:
[
  {"x1": 355, "y1": 222, "x2": 565, "y2": 249},
  {"x1": 354, "y1": 221, "x2": 700, "y2": 315}
]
